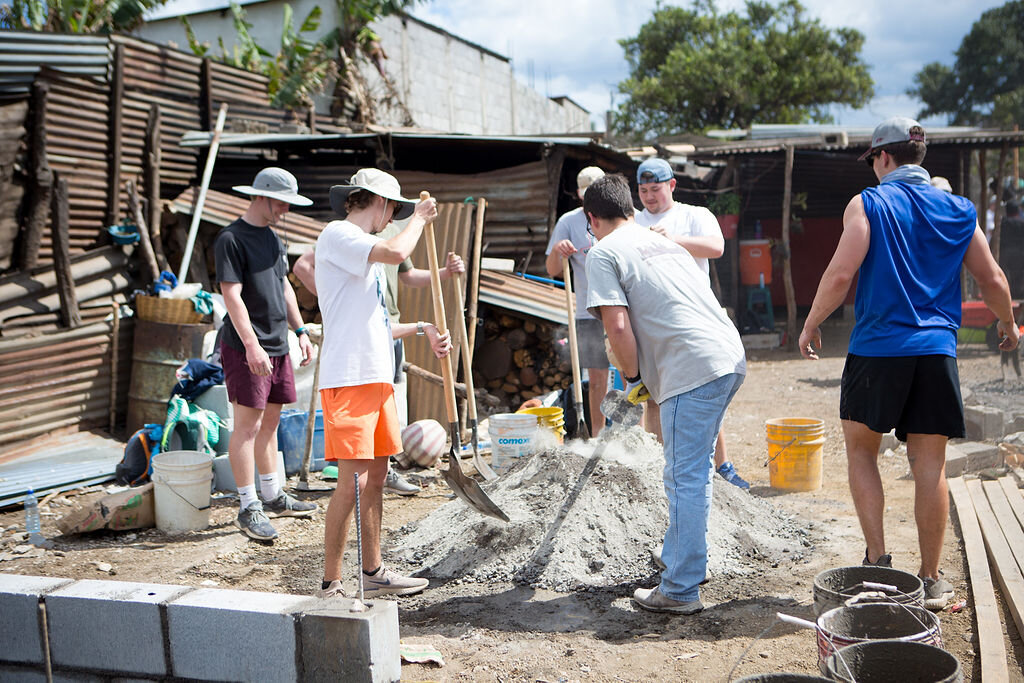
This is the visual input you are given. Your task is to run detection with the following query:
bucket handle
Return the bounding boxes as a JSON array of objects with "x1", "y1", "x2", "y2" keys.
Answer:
[
  {"x1": 838, "y1": 585, "x2": 940, "y2": 642},
  {"x1": 152, "y1": 472, "x2": 211, "y2": 512},
  {"x1": 763, "y1": 435, "x2": 799, "y2": 467},
  {"x1": 726, "y1": 612, "x2": 854, "y2": 682}
]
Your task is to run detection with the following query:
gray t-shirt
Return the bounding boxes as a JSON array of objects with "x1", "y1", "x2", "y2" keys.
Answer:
[
  {"x1": 585, "y1": 222, "x2": 745, "y2": 404},
  {"x1": 545, "y1": 208, "x2": 597, "y2": 320}
]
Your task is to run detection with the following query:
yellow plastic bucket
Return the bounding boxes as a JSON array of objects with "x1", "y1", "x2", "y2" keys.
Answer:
[
  {"x1": 517, "y1": 406, "x2": 565, "y2": 443},
  {"x1": 766, "y1": 417, "x2": 825, "y2": 491}
]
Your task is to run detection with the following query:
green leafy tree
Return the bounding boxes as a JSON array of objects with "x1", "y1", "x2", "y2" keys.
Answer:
[
  {"x1": 1, "y1": 0, "x2": 168, "y2": 32},
  {"x1": 615, "y1": 0, "x2": 873, "y2": 137},
  {"x1": 908, "y1": 1, "x2": 1024, "y2": 126}
]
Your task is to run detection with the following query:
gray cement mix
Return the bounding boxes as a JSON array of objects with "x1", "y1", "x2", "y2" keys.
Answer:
[{"x1": 389, "y1": 424, "x2": 814, "y2": 592}]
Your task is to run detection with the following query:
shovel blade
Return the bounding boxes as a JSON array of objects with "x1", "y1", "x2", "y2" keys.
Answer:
[
  {"x1": 601, "y1": 389, "x2": 644, "y2": 427},
  {"x1": 573, "y1": 401, "x2": 590, "y2": 440},
  {"x1": 469, "y1": 421, "x2": 498, "y2": 481},
  {"x1": 443, "y1": 456, "x2": 509, "y2": 522}
]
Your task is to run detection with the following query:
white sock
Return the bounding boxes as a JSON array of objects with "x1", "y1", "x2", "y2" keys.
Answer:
[
  {"x1": 259, "y1": 472, "x2": 281, "y2": 501},
  {"x1": 238, "y1": 484, "x2": 259, "y2": 510}
]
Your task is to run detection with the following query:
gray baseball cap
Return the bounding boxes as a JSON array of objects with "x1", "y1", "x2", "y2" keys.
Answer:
[
  {"x1": 858, "y1": 117, "x2": 926, "y2": 161},
  {"x1": 232, "y1": 167, "x2": 312, "y2": 206},
  {"x1": 329, "y1": 168, "x2": 417, "y2": 220}
]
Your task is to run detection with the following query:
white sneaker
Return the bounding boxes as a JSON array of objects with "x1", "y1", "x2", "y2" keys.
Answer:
[
  {"x1": 316, "y1": 580, "x2": 347, "y2": 598},
  {"x1": 384, "y1": 468, "x2": 421, "y2": 496},
  {"x1": 361, "y1": 567, "x2": 428, "y2": 597}
]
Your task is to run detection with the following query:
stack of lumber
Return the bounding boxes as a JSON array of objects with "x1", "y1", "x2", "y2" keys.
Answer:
[{"x1": 949, "y1": 475, "x2": 1024, "y2": 682}]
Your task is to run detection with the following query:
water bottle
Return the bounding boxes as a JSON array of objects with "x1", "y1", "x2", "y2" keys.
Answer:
[{"x1": 24, "y1": 488, "x2": 41, "y2": 537}]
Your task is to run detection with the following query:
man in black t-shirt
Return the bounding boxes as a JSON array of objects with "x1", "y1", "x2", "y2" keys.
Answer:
[{"x1": 214, "y1": 167, "x2": 318, "y2": 541}]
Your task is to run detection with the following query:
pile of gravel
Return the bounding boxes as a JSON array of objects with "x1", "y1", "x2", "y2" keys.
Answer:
[{"x1": 388, "y1": 425, "x2": 813, "y2": 592}]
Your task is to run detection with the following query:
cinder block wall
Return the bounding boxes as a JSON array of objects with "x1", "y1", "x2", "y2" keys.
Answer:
[{"x1": 0, "y1": 575, "x2": 400, "y2": 682}]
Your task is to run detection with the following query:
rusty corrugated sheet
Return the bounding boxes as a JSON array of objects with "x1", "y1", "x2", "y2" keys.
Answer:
[
  {"x1": 0, "y1": 316, "x2": 132, "y2": 450},
  {"x1": 0, "y1": 31, "x2": 110, "y2": 96},
  {"x1": 0, "y1": 100, "x2": 28, "y2": 271},
  {"x1": 168, "y1": 187, "x2": 324, "y2": 244},
  {"x1": 477, "y1": 270, "x2": 568, "y2": 325},
  {"x1": 693, "y1": 129, "x2": 1024, "y2": 158}
]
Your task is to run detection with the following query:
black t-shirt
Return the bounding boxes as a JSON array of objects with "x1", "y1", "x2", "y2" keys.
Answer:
[{"x1": 214, "y1": 218, "x2": 289, "y2": 356}]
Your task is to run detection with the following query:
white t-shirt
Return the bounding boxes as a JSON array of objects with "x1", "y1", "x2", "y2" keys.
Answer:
[
  {"x1": 586, "y1": 222, "x2": 745, "y2": 404},
  {"x1": 545, "y1": 208, "x2": 597, "y2": 320},
  {"x1": 315, "y1": 219, "x2": 394, "y2": 388},
  {"x1": 635, "y1": 202, "x2": 721, "y2": 276}
]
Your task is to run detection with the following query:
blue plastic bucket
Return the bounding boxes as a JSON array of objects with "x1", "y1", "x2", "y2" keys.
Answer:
[{"x1": 277, "y1": 409, "x2": 325, "y2": 474}]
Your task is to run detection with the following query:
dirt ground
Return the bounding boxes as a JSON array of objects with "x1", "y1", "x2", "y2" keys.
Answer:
[{"x1": 3, "y1": 319, "x2": 1024, "y2": 682}]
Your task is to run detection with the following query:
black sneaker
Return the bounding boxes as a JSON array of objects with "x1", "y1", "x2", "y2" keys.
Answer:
[
  {"x1": 235, "y1": 501, "x2": 278, "y2": 540},
  {"x1": 862, "y1": 549, "x2": 892, "y2": 568},
  {"x1": 263, "y1": 492, "x2": 318, "y2": 518}
]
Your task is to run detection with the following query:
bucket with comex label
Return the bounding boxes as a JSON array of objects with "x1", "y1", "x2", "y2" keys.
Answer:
[{"x1": 487, "y1": 413, "x2": 538, "y2": 474}]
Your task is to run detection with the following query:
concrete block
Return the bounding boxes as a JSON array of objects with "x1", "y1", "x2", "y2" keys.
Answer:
[
  {"x1": 45, "y1": 579, "x2": 190, "y2": 676},
  {"x1": 964, "y1": 405, "x2": 1004, "y2": 440},
  {"x1": 300, "y1": 599, "x2": 400, "y2": 683},
  {"x1": 167, "y1": 588, "x2": 310, "y2": 682},
  {"x1": 0, "y1": 575, "x2": 73, "y2": 664},
  {"x1": 957, "y1": 441, "x2": 1002, "y2": 472},
  {"x1": 945, "y1": 444, "x2": 967, "y2": 478}
]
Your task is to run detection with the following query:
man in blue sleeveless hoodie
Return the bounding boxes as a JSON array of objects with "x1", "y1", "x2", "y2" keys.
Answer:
[{"x1": 799, "y1": 117, "x2": 1018, "y2": 610}]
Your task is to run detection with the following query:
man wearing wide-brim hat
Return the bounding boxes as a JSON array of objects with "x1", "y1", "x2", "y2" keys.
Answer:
[
  {"x1": 215, "y1": 167, "x2": 319, "y2": 542},
  {"x1": 314, "y1": 168, "x2": 452, "y2": 599}
]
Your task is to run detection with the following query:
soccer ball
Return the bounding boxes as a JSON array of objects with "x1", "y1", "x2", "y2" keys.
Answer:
[{"x1": 397, "y1": 419, "x2": 446, "y2": 468}]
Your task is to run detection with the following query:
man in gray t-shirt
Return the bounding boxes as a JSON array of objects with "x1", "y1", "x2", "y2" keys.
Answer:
[{"x1": 584, "y1": 174, "x2": 746, "y2": 616}]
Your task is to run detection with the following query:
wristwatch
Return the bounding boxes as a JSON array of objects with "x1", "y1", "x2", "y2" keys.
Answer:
[
  {"x1": 416, "y1": 321, "x2": 425, "y2": 336},
  {"x1": 295, "y1": 326, "x2": 308, "y2": 337}
]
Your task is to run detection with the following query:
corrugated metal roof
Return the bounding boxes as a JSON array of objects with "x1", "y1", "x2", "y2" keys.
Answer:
[
  {"x1": 693, "y1": 129, "x2": 1024, "y2": 157},
  {"x1": 180, "y1": 130, "x2": 612, "y2": 148},
  {"x1": 0, "y1": 31, "x2": 110, "y2": 96},
  {"x1": 168, "y1": 187, "x2": 325, "y2": 244},
  {"x1": 478, "y1": 270, "x2": 568, "y2": 325},
  {"x1": 0, "y1": 430, "x2": 122, "y2": 507}
]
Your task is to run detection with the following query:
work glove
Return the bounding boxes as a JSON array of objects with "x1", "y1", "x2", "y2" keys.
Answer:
[{"x1": 625, "y1": 378, "x2": 651, "y2": 405}]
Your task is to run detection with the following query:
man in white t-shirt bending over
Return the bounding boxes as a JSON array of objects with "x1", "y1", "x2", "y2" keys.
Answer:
[
  {"x1": 313, "y1": 168, "x2": 451, "y2": 599},
  {"x1": 634, "y1": 158, "x2": 749, "y2": 490}
]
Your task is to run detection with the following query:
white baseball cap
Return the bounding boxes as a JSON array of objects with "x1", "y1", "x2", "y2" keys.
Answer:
[
  {"x1": 576, "y1": 166, "x2": 605, "y2": 197},
  {"x1": 232, "y1": 167, "x2": 312, "y2": 206},
  {"x1": 329, "y1": 168, "x2": 417, "y2": 220}
]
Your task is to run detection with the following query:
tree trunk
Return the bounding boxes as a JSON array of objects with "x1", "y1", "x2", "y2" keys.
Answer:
[
  {"x1": 144, "y1": 103, "x2": 168, "y2": 272},
  {"x1": 50, "y1": 175, "x2": 81, "y2": 328},
  {"x1": 781, "y1": 145, "x2": 797, "y2": 351}
]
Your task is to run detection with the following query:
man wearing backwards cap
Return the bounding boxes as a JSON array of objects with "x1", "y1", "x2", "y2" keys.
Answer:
[
  {"x1": 545, "y1": 166, "x2": 614, "y2": 436},
  {"x1": 314, "y1": 168, "x2": 452, "y2": 599},
  {"x1": 633, "y1": 158, "x2": 750, "y2": 491},
  {"x1": 800, "y1": 117, "x2": 1018, "y2": 610},
  {"x1": 215, "y1": 167, "x2": 319, "y2": 541}
]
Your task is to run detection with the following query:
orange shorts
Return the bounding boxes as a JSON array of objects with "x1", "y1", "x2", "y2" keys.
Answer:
[{"x1": 320, "y1": 383, "x2": 402, "y2": 461}]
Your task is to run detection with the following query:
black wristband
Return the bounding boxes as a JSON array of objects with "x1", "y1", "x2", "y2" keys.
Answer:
[{"x1": 625, "y1": 373, "x2": 641, "y2": 384}]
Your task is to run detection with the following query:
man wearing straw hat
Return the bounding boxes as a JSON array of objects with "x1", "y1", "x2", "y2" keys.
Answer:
[
  {"x1": 799, "y1": 117, "x2": 1018, "y2": 610},
  {"x1": 215, "y1": 167, "x2": 319, "y2": 542},
  {"x1": 314, "y1": 168, "x2": 451, "y2": 599}
]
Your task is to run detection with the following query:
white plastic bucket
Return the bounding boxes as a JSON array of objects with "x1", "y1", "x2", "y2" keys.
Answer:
[
  {"x1": 488, "y1": 413, "x2": 538, "y2": 473},
  {"x1": 151, "y1": 450, "x2": 213, "y2": 532}
]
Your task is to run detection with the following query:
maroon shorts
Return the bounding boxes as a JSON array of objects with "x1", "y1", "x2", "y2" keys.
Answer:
[{"x1": 221, "y1": 342, "x2": 297, "y2": 409}]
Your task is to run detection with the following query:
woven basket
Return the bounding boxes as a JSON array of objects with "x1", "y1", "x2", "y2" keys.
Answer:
[{"x1": 135, "y1": 295, "x2": 203, "y2": 324}]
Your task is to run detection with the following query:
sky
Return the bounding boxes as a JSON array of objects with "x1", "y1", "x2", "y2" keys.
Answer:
[{"x1": 148, "y1": 0, "x2": 1007, "y2": 131}]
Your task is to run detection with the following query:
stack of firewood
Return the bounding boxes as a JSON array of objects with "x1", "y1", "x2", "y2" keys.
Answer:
[{"x1": 473, "y1": 312, "x2": 572, "y2": 412}]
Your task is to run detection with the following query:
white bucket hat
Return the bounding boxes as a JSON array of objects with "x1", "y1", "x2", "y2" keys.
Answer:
[
  {"x1": 232, "y1": 167, "x2": 312, "y2": 206},
  {"x1": 329, "y1": 168, "x2": 416, "y2": 221}
]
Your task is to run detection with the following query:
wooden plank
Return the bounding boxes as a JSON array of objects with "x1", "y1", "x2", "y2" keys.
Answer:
[
  {"x1": 19, "y1": 81, "x2": 52, "y2": 270},
  {"x1": 984, "y1": 479, "x2": 1024, "y2": 575},
  {"x1": 966, "y1": 478, "x2": 1024, "y2": 642},
  {"x1": 948, "y1": 477, "x2": 1009, "y2": 683},
  {"x1": 998, "y1": 476, "x2": 1024, "y2": 531},
  {"x1": 49, "y1": 175, "x2": 80, "y2": 328}
]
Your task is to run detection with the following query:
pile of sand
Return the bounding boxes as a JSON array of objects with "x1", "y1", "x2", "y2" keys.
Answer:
[{"x1": 389, "y1": 425, "x2": 813, "y2": 592}]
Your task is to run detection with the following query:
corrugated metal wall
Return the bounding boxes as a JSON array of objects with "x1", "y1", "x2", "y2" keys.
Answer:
[
  {"x1": 0, "y1": 100, "x2": 28, "y2": 271},
  {"x1": 0, "y1": 32, "x2": 109, "y2": 96},
  {"x1": 0, "y1": 316, "x2": 132, "y2": 450}
]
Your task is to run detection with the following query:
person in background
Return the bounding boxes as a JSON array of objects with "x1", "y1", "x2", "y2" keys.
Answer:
[
  {"x1": 545, "y1": 166, "x2": 611, "y2": 437},
  {"x1": 799, "y1": 117, "x2": 1018, "y2": 610},
  {"x1": 314, "y1": 168, "x2": 451, "y2": 599},
  {"x1": 214, "y1": 167, "x2": 319, "y2": 542},
  {"x1": 584, "y1": 173, "x2": 746, "y2": 615},
  {"x1": 293, "y1": 244, "x2": 464, "y2": 495},
  {"x1": 634, "y1": 158, "x2": 749, "y2": 489}
]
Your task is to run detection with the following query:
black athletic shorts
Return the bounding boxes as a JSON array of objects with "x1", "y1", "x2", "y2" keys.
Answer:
[{"x1": 839, "y1": 354, "x2": 965, "y2": 442}]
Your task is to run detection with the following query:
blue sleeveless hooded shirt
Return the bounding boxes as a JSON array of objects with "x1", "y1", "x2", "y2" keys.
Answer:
[{"x1": 850, "y1": 166, "x2": 977, "y2": 357}]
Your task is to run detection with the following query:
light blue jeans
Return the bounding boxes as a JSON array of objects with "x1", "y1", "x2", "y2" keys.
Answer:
[{"x1": 659, "y1": 372, "x2": 744, "y2": 602}]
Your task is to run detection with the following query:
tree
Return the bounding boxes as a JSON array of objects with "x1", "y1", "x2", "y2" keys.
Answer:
[
  {"x1": 615, "y1": 0, "x2": 873, "y2": 137},
  {"x1": 0, "y1": 0, "x2": 168, "y2": 33},
  {"x1": 909, "y1": 1, "x2": 1024, "y2": 127}
]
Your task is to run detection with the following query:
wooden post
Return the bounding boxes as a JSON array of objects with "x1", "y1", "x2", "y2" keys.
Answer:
[
  {"x1": 198, "y1": 58, "x2": 214, "y2": 179},
  {"x1": 781, "y1": 145, "x2": 797, "y2": 351},
  {"x1": 18, "y1": 81, "x2": 52, "y2": 270},
  {"x1": 109, "y1": 301, "x2": 119, "y2": 433},
  {"x1": 126, "y1": 180, "x2": 160, "y2": 282},
  {"x1": 50, "y1": 174, "x2": 81, "y2": 328},
  {"x1": 144, "y1": 103, "x2": 168, "y2": 272},
  {"x1": 992, "y1": 143, "x2": 1008, "y2": 263},
  {"x1": 105, "y1": 43, "x2": 125, "y2": 230},
  {"x1": 466, "y1": 197, "x2": 486, "y2": 355}
]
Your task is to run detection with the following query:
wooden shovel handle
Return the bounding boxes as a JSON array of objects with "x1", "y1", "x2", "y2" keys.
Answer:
[
  {"x1": 563, "y1": 258, "x2": 585, "y2": 406},
  {"x1": 452, "y1": 270, "x2": 477, "y2": 422},
  {"x1": 421, "y1": 191, "x2": 459, "y2": 425}
]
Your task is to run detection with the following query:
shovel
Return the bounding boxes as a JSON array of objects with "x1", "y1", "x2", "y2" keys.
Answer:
[
  {"x1": 420, "y1": 192, "x2": 509, "y2": 522},
  {"x1": 562, "y1": 257, "x2": 590, "y2": 440},
  {"x1": 298, "y1": 326, "x2": 332, "y2": 491},
  {"x1": 452, "y1": 267, "x2": 498, "y2": 480},
  {"x1": 600, "y1": 389, "x2": 644, "y2": 428}
]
